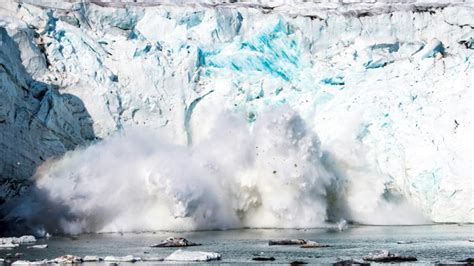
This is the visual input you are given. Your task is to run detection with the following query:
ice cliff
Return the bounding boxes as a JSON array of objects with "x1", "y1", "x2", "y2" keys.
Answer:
[
  {"x1": 0, "y1": 0, "x2": 472, "y2": 233},
  {"x1": 0, "y1": 22, "x2": 94, "y2": 214}
]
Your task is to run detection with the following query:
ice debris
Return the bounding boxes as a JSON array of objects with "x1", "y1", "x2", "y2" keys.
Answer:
[
  {"x1": 363, "y1": 250, "x2": 417, "y2": 262},
  {"x1": 11, "y1": 260, "x2": 48, "y2": 266},
  {"x1": 396, "y1": 240, "x2": 414, "y2": 244},
  {"x1": 142, "y1": 257, "x2": 164, "y2": 261},
  {"x1": 338, "y1": 219, "x2": 348, "y2": 231},
  {"x1": 27, "y1": 245, "x2": 48, "y2": 249},
  {"x1": 0, "y1": 236, "x2": 36, "y2": 245},
  {"x1": 164, "y1": 250, "x2": 221, "y2": 262},
  {"x1": 0, "y1": 236, "x2": 37, "y2": 249},
  {"x1": 50, "y1": 255, "x2": 82, "y2": 264},
  {"x1": 0, "y1": 243, "x2": 19, "y2": 249},
  {"x1": 104, "y1": 255, "x2": 141, "y2": 262},
  {"x1": 151, "y1": 237, "x2": 200, "y2": 247},
  {"x1": 300, "y1": 241, "x2": 330, "y2": 248},
  {"x1": 82, "y1": 256, "x2": 103, "y2": 262}
]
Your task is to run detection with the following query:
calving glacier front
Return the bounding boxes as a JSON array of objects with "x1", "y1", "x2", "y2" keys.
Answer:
[
  {"x1": 0, "y1": 1, "x2": 472, "y2": 233},
  {"x1": 35, "y1": 107, "x2": 336, "y2": 233}
]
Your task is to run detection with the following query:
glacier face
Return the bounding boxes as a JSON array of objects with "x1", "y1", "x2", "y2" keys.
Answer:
[
  {"x1": 0, "y1": 0, "x2": 472, "y2": 232},
  {"x1": 0, "y1": 24, "x2": 94, "y2": 213}
]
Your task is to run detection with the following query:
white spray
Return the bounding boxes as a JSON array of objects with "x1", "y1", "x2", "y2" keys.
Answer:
[{"x1": 33, "y1": 106, "x2": 335, "y2": 234}]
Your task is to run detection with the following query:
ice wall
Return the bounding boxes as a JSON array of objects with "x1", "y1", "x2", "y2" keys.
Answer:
[
  {"x1": 0, "y1": 25, "x2": 94, "y2": 217},
  {"x1": 0, "y1": 0, "x2": 472, "y2": 232}
]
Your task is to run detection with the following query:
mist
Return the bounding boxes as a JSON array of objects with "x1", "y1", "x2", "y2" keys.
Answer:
[{"x1": 22, "y1": 106, "x2": 427, "y2": 234}]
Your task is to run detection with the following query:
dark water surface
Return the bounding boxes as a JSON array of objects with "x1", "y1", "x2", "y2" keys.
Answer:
[{"x1": 1, "y1": 224, "x2": 473, "y2": 264}]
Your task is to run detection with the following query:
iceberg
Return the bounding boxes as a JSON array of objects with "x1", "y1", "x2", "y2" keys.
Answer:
[{"x1": 164, "y1": 250, "x2": 221, "y2": 262}]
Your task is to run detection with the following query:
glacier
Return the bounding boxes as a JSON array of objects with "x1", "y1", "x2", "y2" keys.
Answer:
[{"x1": 0, "y1": 0, "x2": 472, "y2": 233}]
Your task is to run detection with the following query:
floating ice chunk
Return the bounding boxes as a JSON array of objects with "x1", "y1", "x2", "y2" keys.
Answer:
[
  {"x1": 0, "y1": 243, "x2": 19, "y2": 249},
  {"x1": 50, "y1": 255, "x2": 82, "y2": 264},
  {"x1": 0, "y1": 236, "x2": 36, "y2": 245},
  {"x1": 363, "y1": 250, "x2": 417, "y2": 262},
  {"x1": 2, "y1": 253, "x2": 23, "y2": 259},
  {"x1": 151, "y1": 237, "x2": 200, "y2": 247},
  {"x1": 0, "y1": 236, "x2": 36, "y2": 249},
  {"x1": 82, "y1": 256, "x2": 103, "y2": 262},
  {"x1": 300, "y1": 241, "x2": 330, "y2": 248},
  {"x1": 12, "y1": 260, "x2": 48, "y2": 266},
  {"x1": 164, "y1": 250, "x2": 221, "y2": 262},
  {"x1": 396, "y1": 240, "x2": 414, "y2": 244},
  {"x1": 1, "y1": 238, "x2": 15, "y2": 245},
  {"x1": 104, "y1": 255, "x2": 141, "y2": 262},
  {"x1": 15, "y1": 236, "x2": 36, "y2": 244},
  {"x1": 142, "y1": 257, "x2": 164, "y2": 261},
  {"x1": 27, "y1": 245, "x2": 48, "y2": 249}
]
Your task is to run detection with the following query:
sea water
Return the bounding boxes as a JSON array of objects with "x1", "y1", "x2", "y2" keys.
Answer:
[{"x1": 1, "y1": 224, "x2": 472, "y2": 264}]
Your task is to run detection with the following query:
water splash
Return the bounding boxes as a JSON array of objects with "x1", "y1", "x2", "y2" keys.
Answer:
[
  {"x1": 20, "y1": 105, "x2": 428, "y2": 234},
  {"x1": 31, "y1": 106, "x2": 333, "y2": 234}
]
